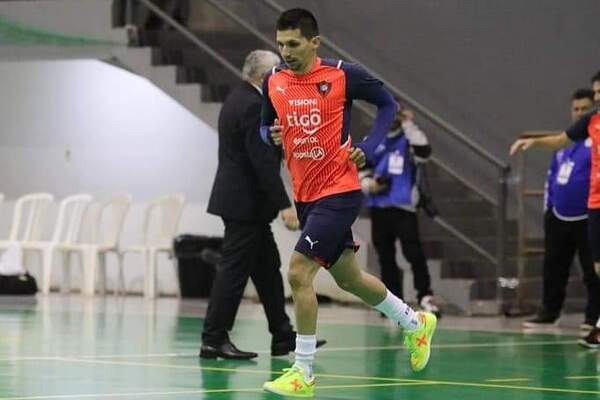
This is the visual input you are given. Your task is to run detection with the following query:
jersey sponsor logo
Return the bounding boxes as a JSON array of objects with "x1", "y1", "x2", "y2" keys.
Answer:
[
  {"x1": 288, "y1": 98, "x2": 318, "y2": 106},
  {"x1": 317, "y1": 81, "x2": 332, "y2": 97},
  {"x1": 293, "y1": 147, "x2": 326, "y2": 161},
  {"x1": 293, "y1": 136, "x2": 319, "y2": 145},
  {"x1": 286, "y1": 109, "x2": 322, "y2": 135},
  {"x1": 304, "y1": 235, "x2": 319, "y2": 250}
]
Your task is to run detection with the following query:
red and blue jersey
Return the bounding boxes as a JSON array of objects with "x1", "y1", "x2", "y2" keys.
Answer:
[
  {"x1": 260, "y1": 57, "x2": 397, "y2": 202},
  {"x1": 566, "y1": 108, "x2": 600, "y2": 209}
]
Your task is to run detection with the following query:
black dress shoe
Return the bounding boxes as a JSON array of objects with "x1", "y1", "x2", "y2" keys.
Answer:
[
  {"x1": 271, "y1": 337, "x2": 327, "y2": 356},
  {"x1": 199, "y1": 339, "x2": 258, "y2": 360}
]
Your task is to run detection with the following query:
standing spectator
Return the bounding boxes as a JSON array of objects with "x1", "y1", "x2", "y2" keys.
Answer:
[
  {"x1": 200, "y1": 50, "x2": 325, "y2": 360},
  {"x1": 522, "y1": 88, "x2": 599, "y2": 331},
  {"x1": 510, "y1": 70, "x2": 600, "y2": 349},
  {"x1": 360, "y1": 105, "x2": 441, "y2": 317}
]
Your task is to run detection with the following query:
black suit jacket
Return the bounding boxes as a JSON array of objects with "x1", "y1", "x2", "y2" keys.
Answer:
[{"x1": 207, "y1": 81, "x2": 291, "y2": 223}]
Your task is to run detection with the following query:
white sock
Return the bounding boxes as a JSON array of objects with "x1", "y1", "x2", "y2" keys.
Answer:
[
  {"x1": 374, "y1": 290, "x2": 420, "y2": 331},
  {"x1": 293, "y1": 334, "x2": 316, "y2": 380}
]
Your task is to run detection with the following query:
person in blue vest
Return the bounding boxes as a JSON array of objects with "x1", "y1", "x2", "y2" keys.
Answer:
[
  {"x1": 360, "y1": 105, "x2": 440, "y2": 317},
  {"x1": 523, "y1": 88, "x2": 600, "y2": 331}
]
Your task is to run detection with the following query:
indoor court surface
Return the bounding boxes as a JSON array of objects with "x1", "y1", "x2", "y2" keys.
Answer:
[{"x1": 0, "y1": 296, "x2": 598, "y2": 400}]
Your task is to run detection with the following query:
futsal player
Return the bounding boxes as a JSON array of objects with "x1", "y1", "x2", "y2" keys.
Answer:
[{"x1": 259, "y1": 8, "x2": 437, "y2": 397}]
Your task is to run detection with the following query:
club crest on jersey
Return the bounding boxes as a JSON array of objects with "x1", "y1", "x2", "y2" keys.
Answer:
[{"x1": 316, "y1": 81, "x2": 331, "y2": 97}]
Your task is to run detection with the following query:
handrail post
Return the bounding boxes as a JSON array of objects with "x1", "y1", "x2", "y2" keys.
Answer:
[{"x1": 496, "y1": 166, "x2": 509, "y2": 313}]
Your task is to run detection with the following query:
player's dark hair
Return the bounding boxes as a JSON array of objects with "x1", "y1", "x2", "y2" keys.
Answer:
[
  {"x1": 572, "y1": 88, "x2": 595, "y2": 101},
  {"x1": 591, "y1": 70, "x2": 600, "y2": 84},
  {"x1": 276, "y1": 8, "x2": 319, "y2": 39}
]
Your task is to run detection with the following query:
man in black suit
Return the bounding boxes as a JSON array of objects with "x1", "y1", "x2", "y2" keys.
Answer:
[{"x1": 200, "y1": 50, "x2": 324, "y2": 359}]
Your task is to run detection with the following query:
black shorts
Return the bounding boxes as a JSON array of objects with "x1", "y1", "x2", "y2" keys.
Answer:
[
  {"x1": 294, "y1": 190, "x2": 362, "y2": 268},
  {"x1": 589, "y1": 208, "x2": 600, "y2": 262}
]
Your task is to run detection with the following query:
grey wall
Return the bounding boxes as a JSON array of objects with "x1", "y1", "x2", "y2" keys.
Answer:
[{"x1": 216, "y1": 0, "x2": 599, "y2": 209}]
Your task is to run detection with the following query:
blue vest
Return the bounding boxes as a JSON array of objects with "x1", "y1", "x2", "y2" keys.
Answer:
[
  {"x1": 545, "y1": 139, "x2": 591, "y2": 219},
  {"x1": 367, "y1": 135, "x2": 415, "y2": 208}
]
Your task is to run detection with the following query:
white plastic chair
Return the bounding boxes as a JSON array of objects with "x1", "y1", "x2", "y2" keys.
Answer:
[
  {"x1": 21, "y1": 194, "x2": 92, "y2": 295},
  {"x1": 58, "y1": 194, "x2": 132, "y2": 296},
  {"x1": 0, "y1": 193, "x2": 54, "y2": 264},
  {"x1": 121, "y1": 194, "x2": 185, "y2": 299}
]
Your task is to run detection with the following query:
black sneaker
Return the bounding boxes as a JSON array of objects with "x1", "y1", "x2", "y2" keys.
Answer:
[
  {"x1": 522, "y1": 313, "x2": 558, "y2": 328},
  {"x1": 578, "y1": 327, "x2": 600, "y2": 349}
]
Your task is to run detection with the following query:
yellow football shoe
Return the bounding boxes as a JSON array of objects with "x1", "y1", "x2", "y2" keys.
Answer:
[
  {"x1": 404, "y1": 311, "x2": 437, "y2": 371},
  {"x1": 263, "y1": 366, "x2": 315, "y2": 397}
]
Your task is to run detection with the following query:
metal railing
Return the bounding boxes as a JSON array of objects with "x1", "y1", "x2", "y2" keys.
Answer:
[
  {"x1": 135, "y1": 0, "x2": 242, "y2": 80},
  {"x1": 134, "y1": 0, "x2": 512, "y2": 307}
]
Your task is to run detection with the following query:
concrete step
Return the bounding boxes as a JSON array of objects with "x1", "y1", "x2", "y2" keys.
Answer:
[{"x1": 420, "y1": 216, "x2": 517, "y2": 238}]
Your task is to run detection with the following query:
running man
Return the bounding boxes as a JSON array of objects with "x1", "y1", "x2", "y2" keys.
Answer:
[
  {"x1": 259, "y1": 8, "x2": 437, "y2": 397},
  {"x1": 510, "y1": 70, "x2": 600, "y2": 348}
]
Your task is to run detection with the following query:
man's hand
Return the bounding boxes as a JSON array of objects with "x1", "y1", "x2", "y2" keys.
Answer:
[
  {"x1": 280, "y1": 206, "x2": 299, "y2": 231},
  {"x1": 366, "y1": 178, "x2": 389, "y2": 194},
  {"x1": 270, "y1": 118, "x2": 283, "y2": 146},
  {"x1": 509, "y1": 138, "x2": 536, "y2": 155},
  {"x1": 348, "y1": 147, "x2": 366, "y2": 168}
]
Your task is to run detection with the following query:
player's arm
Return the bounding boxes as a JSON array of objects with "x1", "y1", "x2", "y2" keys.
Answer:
[
  {"x1": 259, "y1": 73, "x2": 282, "y2": 146},
  {"x1": 344, "y1": 63, "x2": 397, "y2": 166},
  {"x1": 510, "y1": 111, "x2": 592, "y2": 155},
  {"x1": 509, "y1": 132, "x2": 569, "y2": 155}
]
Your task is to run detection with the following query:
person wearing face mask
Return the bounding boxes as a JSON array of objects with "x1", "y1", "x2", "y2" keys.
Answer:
[{"x1": 360, "y1": 105, "x2": 441, "y2": 318}]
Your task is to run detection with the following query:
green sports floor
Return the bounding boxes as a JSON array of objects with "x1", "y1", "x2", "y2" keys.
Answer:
[{"x1": 0, "y1": 296, "x2": 598, "y2": 399}]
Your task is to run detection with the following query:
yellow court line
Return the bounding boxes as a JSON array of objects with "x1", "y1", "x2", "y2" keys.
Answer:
[
  {"x1": 25, "y1": 356, "x2": 600, "y2": 396},
  {"x1": 486, "y1": 378, "x2": 531, "y2": 383},
  {"x1": 52, "y1": 357, "x2": 425, "y2": 383},
  {"x1": 433, "y1": 380, "x2": 600, "y2": 395},
  {"x1": 0, "y1": 382, "x2": 435, "y2": 400}
]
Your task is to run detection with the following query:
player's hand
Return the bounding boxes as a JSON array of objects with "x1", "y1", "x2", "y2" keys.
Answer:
[
  {"x1": 280, "y1": 206, "x2": 299, "y2": 231},
  {"x1": 270, "y1": 118, "x2": 283, "y2": 146},
  {"x1": 509, "y1": 138, "x2": 536, "y2": 155},
  {"x1": 595, "y1": 262, "x2": 600, "y2": 277},
  {"x1": 348, "y1": 147, "x2": 366, "y2": 168}
]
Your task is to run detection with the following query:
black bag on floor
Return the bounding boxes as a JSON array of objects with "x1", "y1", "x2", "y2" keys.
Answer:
[{"x1": 0, "y1": 273, "x2": 38, "y2": 295}]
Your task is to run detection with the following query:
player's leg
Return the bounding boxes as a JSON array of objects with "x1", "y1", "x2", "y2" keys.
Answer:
[
  {"x1": 262, "y1": 251, "x2": 321, "y2": 397},
  {"x1": 329, "y1": 248, "x2": 436, "y2": 371},
  {"x1": 573, "y1": 218, "x2": 600, "y2": 330},
  {"x1": 580, "y1": 209, "x2": 600, "y2": 348}
]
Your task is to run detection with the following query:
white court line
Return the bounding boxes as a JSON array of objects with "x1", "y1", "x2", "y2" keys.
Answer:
[{"x1": 0, "y1": 339, "x2": 578, "y2": 362}]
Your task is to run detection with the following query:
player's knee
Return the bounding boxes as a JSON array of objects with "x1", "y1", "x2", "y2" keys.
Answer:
[{"x1": 288, "y1": 255, "x2": 312, "y2": 290}]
